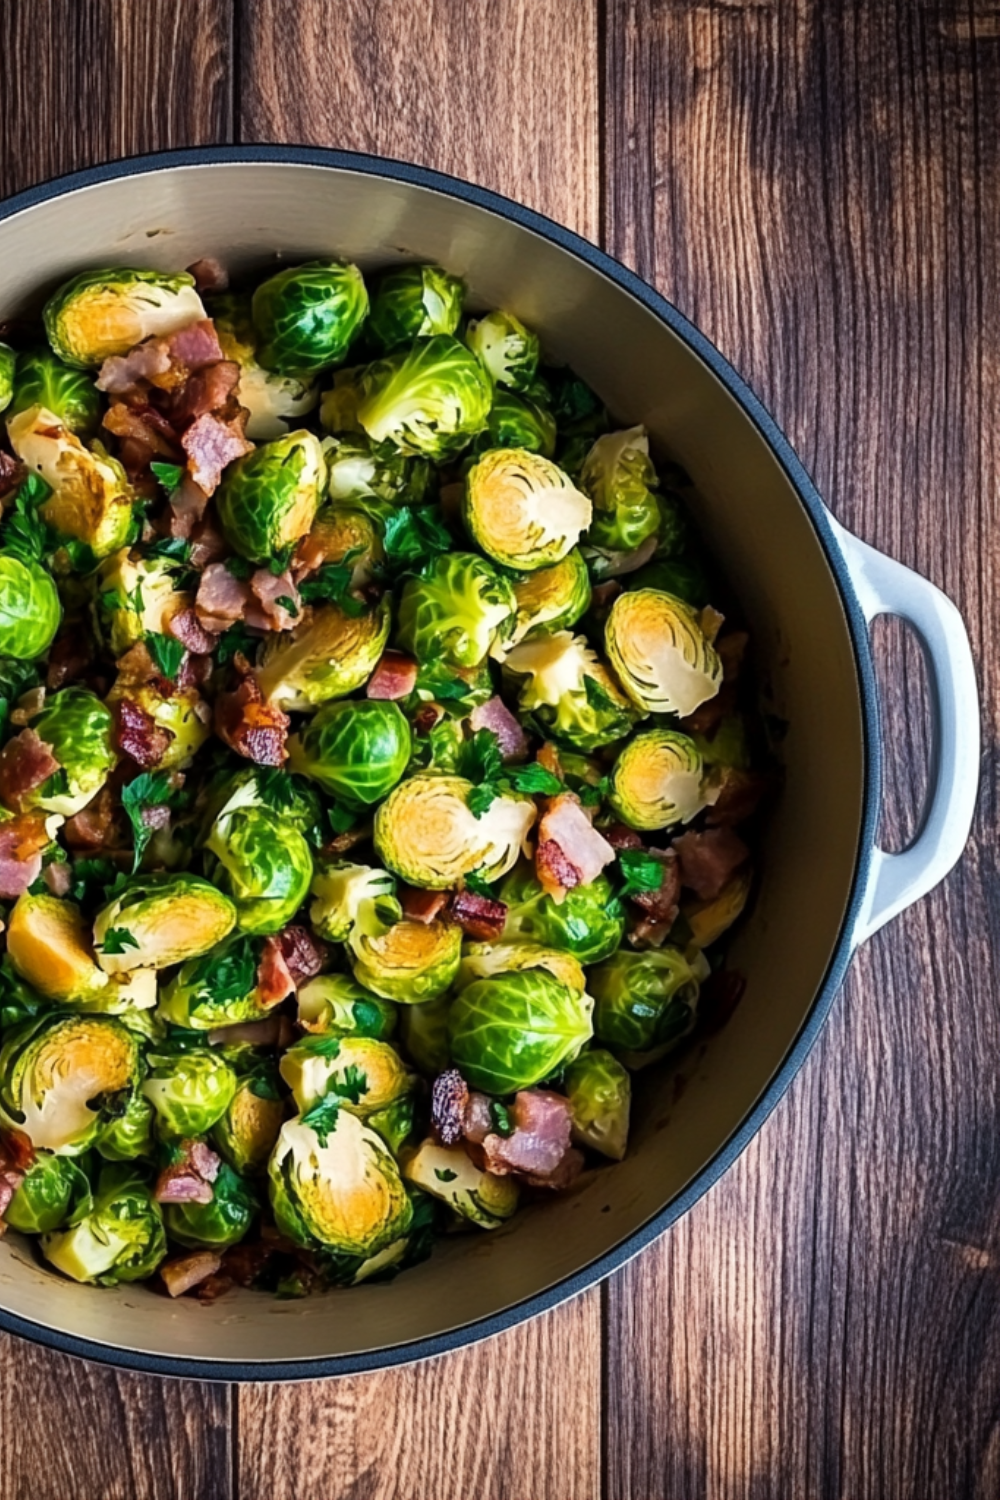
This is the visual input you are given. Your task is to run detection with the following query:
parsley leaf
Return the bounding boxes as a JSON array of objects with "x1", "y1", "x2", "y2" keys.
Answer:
[
  {"x1": 145, "y1": 632, "x2": 185, "y2": 681},
  {"x1": 225, "y1": 555, "x2": 253, "y2": 581},
  {"x1": 577, "y1": 777, "x2": 609, "y2": 808},
  {"x1": 506, "y1": 763, "x2": 563, "y2": 796},
  {"x1": 216, "y1": 622, "x2": 256, "y2": 666},
  {"x1": 488, "y1": 1100, "x2": 513, "y2": 1137},
  {"x1": 466, "y1": 781, "x2": 500, "y2": 819},
  {"x1": 150, "y1": 461, "x2": 184, "y2": 493},
  {"x1": 302, "y1": 1096, "x2": 341, "y2": 1147},
  {"x1": 298, "y1": 560, "x2": 366, "y2": 617},
  {"x1": 269, "y1": 544, "x2": 295, "y2": 575},
  {"x1": 205, "y1": 937, "x2": 257, "y2": 1005},
  {"x1": 145, "y1": 535, "x2": 192, "y2": 564},
  {"x1": 69, "y1": 856, "x2": 121, "y2": 906},
  {"x1": 617, "y1": 848, "x2": 666, "y2": 898},
  {"x1": 434, "y1": 1167, "x2": 458, "y2": 1183},
  {"x1": 2, "y1": 473, "x2": 51, "y2": 564},
  {"x1": 337, "y1": 1065, "x2": 369, "y2": 1105},
  {"x1": 464, "y1": 870, "x2": 494, "y2": 899},
  {"x1": 121, "y1": 770, "x2": 175, "y2": 872},
  {"x1": 274, "y1": 594, "x2": 299, "y2": 616},
  {"x1": 381, "y1": 504, "x2": 452, "y2": 569},
  {"x1": 100, "y1": 926, "x2": 139, "y2": 955},
  {"x1": 457, "y1": 728, "x2": 504, "y2": 785}
]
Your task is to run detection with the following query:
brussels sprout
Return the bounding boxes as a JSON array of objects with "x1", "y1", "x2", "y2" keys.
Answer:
[
  {"x1": 216, "y1": 429, "x2": 324, "y2": 564},
  {"x1": 41, "y1": 1161, "x2": 166, "y2": 1284},
  {"x1": 252, "y1": 260, "x2": 369, "y2": 374},
  {"x1": 629, "y1": 554, "x2": 710, "y2": 608},
  {"x1": 280, "y1": 1034, "x2": 414, "y2": 1117},
  {"x1": 300, "y1": 503, "x2": 385, "y2": 590},
  {"x1": 463, "y1": 449, "x2": 591, "y2": 572},
  {"x1": 402, "y1": 1139, "x2": 519, "y2": 1229},
  {"x1": 590, "y1": 946, "x2": 702, "y2": 1056},
  {"x1": 407, "y1": 713, "x2": 466, "y2": 774},
  {"x1": 297, "y1": 974, "x2": 398, "y2": 1040},
  {"x1": 0, "y1": 1013, "x2": 139, "y2": 1153},
  {"x1": 374, "y1": 773, "x2": 534, "y2": 889},
  {"x1": 0, "y1": 552, "x2": 61, "y2": 660},
  {"x1": 212, "y1": 1063, "x2": 284, "y2": 1176},
  {"x1": 397, "y1": 552, "x2": 515, "y2": 670},
  {"x1": 500, "y1": 864, "x2": 625, "y2": 964},
  {"x1": 21, "y1": 687, "x2": 116, "y2": 816},
  {"x1": 367, "y1": 1093, "x2": 416, "y2": 1154},
  {"x1": 685, "y1": 869, "x2": 753, "y2": 949},
  {"x1": 9, "y1": 349, "x2": 101, "y2": 437},
  {"x1": 7, "y1": 405, "x2": 135, "y2": 557},
  {"x1": 203, "y1": 796, "x2": 313, "y2": 936},
  {"x1": 158, "y1": 933, "x2": 264, "y2": 1030},
  {"x1": 410, "y1": 657, "x2": 495, "y2": 716},
  {"x1": 95, "y1": 548, "x2": 189, "y2": 657},
  {"x1": 465, "y1": 310, "x2": 540, "y2": 392},
  {"x1": 397, "y1": 993, "x2": 452, "y2": 1075},
  {"x1": 257, "y1": 596, "x2": 391, "y2": 712},
  {"x1": 348, "y1": 900, "x2": 461, "y2": 1004},
  {"x1": 504, "y1": 631, "x2": 642, "y2": 752},
  {"x1": 211, "y1": 292, "x2": 319, "y2": 440},
  {"x1": 580, "y1": 426, "x2": 663, "y2": 553},
  {"x1": 308, "y1": 862, "x2": 397, "y2": 944},
  {"x1": 164, "y1": 1159, "x2": 258, "y2": 1249},
  {"x1": 106, "y1": 677, "x2": 209, "y2": 772},
  {"x1": 318, "y1": 365, "x2": 366, "y2": 434},
  {"x1": 564, "y1": 1049, "x2": 631, "y2": 1160},
  {"x1": 288, "y1": 699, "x2": 411, "y2": 806},
  {"x1": 141, "y1": 1045, "x2": 238, "y2": 1137},
  {"x1": 4, "y1": 1151, "x2": 92, "y2": 1233},
  {"x1": 608, "y1": 729, "x2": 707, "y2": 831},
  {"x1": 509, "y1": 547, "x2": 592, "y2": 645},
  {"x1": 605, "y1": 589, "x2": 723, "y2": 717},
  {"x1": 268, "y1": 1107, "x2": 413, "y2": 1257},
  {"x1": 323, "y1": 435, "x2": 430, "y2": 510},
  {"x1": 357, "y1": 334, "x2": 492, "y2": 459},
  {"x1": 0, "y1": 343, "x2": 14, "y2": 412},
  {"x1": 456, "y1": 941, "x2": 587, "y2": 994},
  {"x1": 95, "y1": 1088, "x2": 156, "y2": 1161},
  {"x1": 43, "y1": 267, "x2": 205, "y2": 368},
  {"x1": 448, "y1": 970, "x2": 593, "y2": 1094},
  {"x1": 93, "y1": 873, "x2": 237, "y2": 974},
  {"x1": 6, "y1": 893, "x2": 156, "y2": 1012},
  {"x1": 481, "y1": 387, "x2": 556, "y2": 457},
  {"x1": 368, "y1": 263, "x2": 465, "y2": 351}
]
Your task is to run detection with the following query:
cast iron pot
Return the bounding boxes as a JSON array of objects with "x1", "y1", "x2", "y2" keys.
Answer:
[{"x1": 0, "y1": 147, "x2": 979, "y2": 1380}]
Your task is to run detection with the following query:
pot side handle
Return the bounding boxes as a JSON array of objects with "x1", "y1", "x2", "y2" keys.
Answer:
[{"x1": 828, "y1": 517, "x2": 979, "y2": 947}]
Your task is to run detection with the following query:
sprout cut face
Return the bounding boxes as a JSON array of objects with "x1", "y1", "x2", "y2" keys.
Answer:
[
  {"x1": 251, "y1": 260, "x2": 369, "y2": 374},
  {"x1": 605, "y1": 589, "x2": 723, "y2": 717},
  {"x1": 94, "y1": 873, "x2": 237, "y2": 973},
  {"x1": 216, "y1": 429, "x2": 325, "y2": 564},
  {"x1": 357, "y1": 334, "x2": 492, "y2": 459},
  {"x1": 212, "y1": 1068, "x2": 285, "y2": 1177},
  {"x1": 308, "y1": 863, "x2": 398, "y2": 944},
  {"x1": 96, "y1": 548, "x2": 189, "y2": 657},
  {"x1": 448, "y1": 969, "x2": 594, "y2": 1094},
  {"x1": 0, "y1": 554, "x2": 61, "y2": 659},
  {"x1": 279, "y1": 1034, "x2": 414, "y2": 1117},
  {"x1": 580, "y1": 426, "x2": 663, "y2": 553},
  {"x1": 41, "y1": 1163, "x2": 166, "y2": 1285},
  {"x1": 7, "y1": 405, "x2": 135, "y2": 557},
  {"x1": 24, "y1": 687, "x2": 116, "y2": 816},
  {"x1": 204, "y1": 801, "x2": 314, "y2": 936},
  {"x1": 510, "y1": 548, "x2": 592, "y2": 645},
  {"x1": 608, "y1": 728, "x2": 707, "y2": 831},
  {"x1": 0, "y1": 1013, "x2": 139, "y2": 1154},
  {"x1": 297, "y1": 974, "x2": 398, "y2": 1040},
  {"x1": 42, "y1": 268, "x2": 205, "y2": 367},
  {"x1": 456, "y1": 941, "x2": 587, "y2": 994},
  {"x1": 212, "y1": 292, "x2": 319, "y2": 440},
  {"x1": 348, "y1": 902, "x2": 462, "y2": 1004},
  {"x1": 463, "y1": 449, "x2": 592, "y2": 570},
  {"x1": 6, "y1": 893, "x2": 155, "y2": 1012},
  {"x1": 257, "y1": 596, "x2": 391, "y2": 712},
  {"x1": 504, "y1": 630, "x2": 642, "y2": 752},
  {"x1": 465, "y1": 310, "x2": 540, "y2": 391},
  {"x1": 288, "y1": 699, "x2": 412, "y2": 807},
  {"x1": 374, "y1": 773, "x2": 534, "y2": 889},
  {"x1": 397, "y1": 552, "x2": 515, "y2": 670},
  {"x1": 402, "y1": 1139, "x2": 519, "y2": 1229},
  {"x1": 367, "y1": 263, "x2": 465, "y2": 351},
  {"x1": 10, "y1": 349, "x2": 101, "y2": 437}
]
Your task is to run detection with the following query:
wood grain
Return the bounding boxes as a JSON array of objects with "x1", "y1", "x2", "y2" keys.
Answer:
[{"x1": 604, "y1": 2, "x2": 1000, "y2": 1496}]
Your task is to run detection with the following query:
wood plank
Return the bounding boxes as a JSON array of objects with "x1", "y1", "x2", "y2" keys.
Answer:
[
  {"x1": 603, "y1": 2, "x2": 1000, "y2": 1496},
  {"x1": 237, "y1": 5, "x2": 602, "y2": 1496}
]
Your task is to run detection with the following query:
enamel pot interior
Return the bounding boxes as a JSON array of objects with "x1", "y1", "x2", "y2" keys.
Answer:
[{"x1": 0, "y1": 154, "x2": 870, "y2": 1377}]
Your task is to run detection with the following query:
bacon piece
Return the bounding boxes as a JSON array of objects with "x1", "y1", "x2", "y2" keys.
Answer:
[
  {"x1": 43, "y1": 861, "x2": 72, "y2": 896},
  {"x1": 195, "y1": 1272, "x2": 234, "y2": 1303},
  {"x1": 431, "y1": 1069, "x2": 469, "y2": 1146},
  {"x1": 222, "y1": 1239, "x2": 277, "y2": 1288},
  {"x1": 208, "y1": 1013, "x2": 292, "y2": 1049},
  {"x1": 215, "y1": 673, "x2": 289, "y2": 767},
  {"x1": 167, "y1": 320, "x2": 225, "y2": 370},
  {"x1": 169, "y1": 360, "x2": 241, "y2": 425},
  {"x1": 195, "y1": 562, "x2": 251, "y2": 633},
  {"x1": 0, "y1": 728, "x2": 59, "y2": 812},
  {"x1": 535, "y1": 793, "x2": 615, "y2": 902},
  {"x1": 482, "y1": 1090, "x2": 574, "y2": 1180},
  {"x1": 673, "y1": 827, "x2": 750, "y2": 901},
  {"x1": 412, "y1": 703, "x2": 443, "y2": 735},
  {"x1": 630, "y1": 849, "x2": 681, "y2": 924},
  {"x1": 463, "y1": 1092, "x2": 494, "y2": 1144},
  {"x1": 628, "y1": 915, "x2": 675, "y2": 949},
  {"x1": 705, "y1": 768, "x2": 771, "y2": 828},
  {"x1": 589, "y1": 579, "x2": 622, "y2": 614},
  {"x1": 181, "y1": 410, "x2": 253, "y2": 493},
  {"x1": 448, "y1": 890, "x2": 508, "y2": 941},
  {"x1": 64, "y1": 786, "x2": 122, "y2": 851},
  {"x1": 470, "y1": 695, "x2": 528, "y2": 762},
  {"x1": 400, "y1": 886, "x2": 450, "y2": 924},
  {"x1": 161, "y1": 1250, "x2": 224, "y2": 1298},
  {"x1": 188, "y1": 514, "x2": 228, "y2": 569},
  {"x1": 155, "y1": 1139, "x2": 220, "y2": 1205},
  {"x1": 324, "y1": 822, "x2": 373, "y2": 857},
  {"x1": 97, "y1": 342, "x2": 173, "y2": 395},
  {"x1": 168, "y1": 476, "x2": 210, "y2": 540},
  {"x1": 177, "y1": 653, "x2": 214, "y2": 692},
  {"x1": 102, "y1": 400, "x2": 179, "y2": 457},
  {"x1": 114, "y1": 697, "x2": 174, "y2": 769},
  {"x1": 167, "y1": 606, "x2": 216, "y2": 656},
  {"x1": 257, "y1": 926, "x2": 325, "y2": 1007},
  {"x1": 0, "y1": 451, "x2": 24, "y2": 500},
  {"x1": 9, "y1": 687, "x2": 46, "y2": 728},
  {"x1": 114, "y1": 640, "x2": 160, "y2": 688},
  {"x1": 186, "y1": 258, "x2": 229, "y2": 295},
  {"x1": 366, "y1": 650, "x2": 418, "y2": 701},
  {"x1": 602, "y1": 822, "x2": 643, "y2": 852},
  {"x1": 249, "y1": 569, "x2": 301, "y2": 632}
]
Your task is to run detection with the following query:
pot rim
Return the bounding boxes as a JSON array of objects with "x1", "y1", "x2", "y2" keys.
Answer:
[{"x1": 0, "y1": 144, "x2": 881, "y2": 1381}]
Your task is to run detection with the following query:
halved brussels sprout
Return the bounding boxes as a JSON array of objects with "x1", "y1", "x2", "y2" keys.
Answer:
[
  {"x1": 157, "y1": 933, "x2": 263, "y2": 1030},
  {"x1": 164, "y1": 1159, "x2": 258, "y2": 1250},
  {"x1": 685, "y1": 868, "x2": 753, "y2": 948},
  {"x1": 0, "y1": 554, "x2": 61, "y2": 660},
  {"x1": 300, "y1": 502, "x2": 384, "y2": 591},
  {"x1": 456, "y1": 941, "x2": 587, "y2": 994},
  {"x1": 564, "y1": 1049, "x2": 631, "y2": 1160},
  {"x1": 323, "y1": 435, "x2": 430, "y2": 508},
  {"x1": 297, "y1": 974, "x2": 398, "y2": 1040},
  {"x1": 465, "y1": 310, "x2": 540, "y2": 392},
  {"x1": 463, "y1": 449, "x2": 591, "y2": 571},
  {"x1": 106, "y1": 678, "x2": 209, "y2": 771},
  {"x1": 211, "y1": 292, "x2": 318, "y2": 440},
  {"x1": 357, "y1": 334, "x2": 492, "y2": 459},
  {"x1": 500, "y1": 864, "x2": 625, "y2": 964},
  {"x1": 95, "y1": 1088, "x2": 156, "y2": 1162},
  {"x1": 402, "y1": 1139, "x2": 519, "y2": 1229},
  {"x1": 0, "y1": 1013, "x2": 139, "y2": 1153},
  {"x1": 141, "y1": 1045, "x2": 238, "y2": 1137},
  {"x1": 252, "y1": 260, "x2": 369, "y2": 374},
  {"x1": 257, "y1": 596, "x2": 391, "y2": 712},
  {"x1": 4, "y1": 1150, "x2": 92, "y2": 1233},
  {"x1": 95, "y1": 548, "x2": 188, "y2": 657},
  {"x1": 397, "y1": 993, "x2": 452, "y2": 1075},
  {"x1": 368, "y1": 263, "x2": 465, "y2": 351},
  {"x1": 7, "y1": 893, "x2": 156, "y2": 1012},
  {"x1": 448, "y1": 970, "x2": 593, "y2": 1094},
  {"x1": 580, "y1": 426, "x2": 662, "y2": 553},
  {"x1": 348, "y1": 900, "x2": 462, "y2": 1004},
  {"x1": 43, "y1": 268, "x2": 205, "y2": 368},
  {"x1": 510, "y1": 547, "x2": 592, "y2": 645},
  {"x1": 10, "y1": 349, "x2": 101, "y2": 437},
  {"x1": 41, "y1": 1162, "x2": 166, "y2": 1284},
  {"x1": 269, "y1": 1108, "x2": 413, "y2": 1257},
  {"x1": 216, "y1": 429, "x2": 324, "y2": 564},
  {"x1": 204, "y1": 799, "x2": 313, "y2": 936},
  {"x1": 410, "y1": 657, "x2": 496, "y2": 715},
  {"x1": 605, "y1": 589, "x2": 723, "y2": 717},
  {"x1": 590, "y1": 946, "x2": 702, "y2": 1057},
  {"x1": 608, "y1": 729, "x2": 707, "y2": 831},
  {"x1": 94, "y1": 873, "x2": 237, "y2": 974},
  {"x1": 21, "y1": 687, "x2": 116, "y2": 816},
  {"x1": 308, "y1": 862, "x2": 397, "y2": 944},
  {"x1": 280, "y1": 1034, "x2": 414, "y2": 1117},
  {"x1": 0, "y1": 343, "x2": 14, "y2": 411},
  {"x1": 212, "y1": 1064, "x2": 284, "y2": 1176},
  {"x1": 7, "y1": 405, "x2": 135, "y2": 557},
  {"x1": 504, "y1": 631, "x2": 641, "y2": 751},
  {"x1": 482, "y1": 387, "x2": 556, "y2": 457},
  {"x1": 374, "y1": 773, "x2": 534, "y2": 889},
  {"x1": 288, "y1": 699, "x2": 411, "y2": 806},
  {"x1": 397, "y1": 552, "x2": 515, "y2": 670}
]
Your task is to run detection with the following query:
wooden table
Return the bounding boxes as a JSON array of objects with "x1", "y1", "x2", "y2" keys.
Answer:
[{"x1": 0, "y1": 2, "x2": 996, "y2": 1495}]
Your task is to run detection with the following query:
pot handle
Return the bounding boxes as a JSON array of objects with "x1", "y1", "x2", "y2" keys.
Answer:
[{"x1": 828, "y1": 517, "x2": 979, "y2": 946}]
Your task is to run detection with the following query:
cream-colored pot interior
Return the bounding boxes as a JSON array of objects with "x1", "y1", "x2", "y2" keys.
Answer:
[{"x1": 0, "y1": 160, "x2": 864, "y2": 1369}]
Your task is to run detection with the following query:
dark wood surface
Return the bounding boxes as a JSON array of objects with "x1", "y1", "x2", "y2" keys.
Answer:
[{"x1": 0, "y1": 2, "x2": 996, "y2": 1496}]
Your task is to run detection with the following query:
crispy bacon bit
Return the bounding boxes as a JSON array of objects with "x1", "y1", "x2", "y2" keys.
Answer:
[
  {"x1": 448, "y1": 890, "x2": 508, "y2": 941},
  {"x1": 0, "y1": 450, "x2": 24, "y2": 500},
  {"x1": 167, "y1": 607, "x2": 216, "y2": 656},
  {"x1": 673, "y1": 827, "x2": 750, "y2": 901},
  {"x1": 155, "y1": 1139, "x2": 220, "y2": 1206},
  {"x1": 535, "y1": 793, "x2": 615, "y2": 902},
  {"x1": 140, "y1": 802, "x2": 171, "y2": 832},
  {"x1": 431, "y1": 1069, "x2": 469, "y2": 1146},
  {"x1": 412, "y1": 703, "x2": 444, "y2": 735},
  {"x1": 257, "y1": 926, "x2": 326, "y2": 1008},
  {"x1": 248, "y1": 569, "x2": 300, "y2": 632},
  {"x1": 215, "y1": 672, "x2": 289, "y2": 767},
  {"x1": 366, "y1": 650, "x2": 418, "y2": 701},
  {"x1": 602, "y1": 822, "x2": 643, "y2": 852},
  {"x1": 470, "y1": 696, "x2": 528, "y2": 761},
  {"x1": 188, "y1": 515, "x2": 228, "y2": 569},
  {"x1": 43, "y1": 861, "x2": 72, "y2": 896},
  {"x1": 628, "y1": 915, "x2": 675, "y2": 949},
  {"x1": 536, "y1": 741, "x2": 564, "y2": 779},
  {"x1": 535, "y1": 839, "x2": 581, "y2": 899},
  {"x1": 102, "y1": 400, "x2": 179, "y2": 457},
  {"x1": 97, "y1": 342, "x2": 173, "y2": 395},
  {"x1": 324, "y1": 822, "x2": 373, "y2": 857},
  {"x1": 195, "y1": 562, "x2": 251, "y2": 632},
  {"x1": 167, "y1": 320, "x2": 225, "y2": 370},
  {"x1": 169, "y1": 360, "x2": 241, "y2": 425},
  {"x1": 463, "y1": 1092, "x2": 494, "y2": 1144},
  {"x1": 0, "y1": 728, "x2": 59, "y2": 812},
  {"x1": 161, "y1": 1250, "x2": 224, "y2": 1299},
  {"x1": 186, "y1": 258, "x2": 229, "y2": 295},
  {"x1": 482, "y1": 1091, "x2": 575, "y2": 1181},
  {"x1": 222, "y1": 1239, "x2": 276, "y2": 1288},
  {"x1": 589, "y1": 580, "x2": 622, "y2": 615},
  {"x1": 114, "y1": 697, "x2": 174, "y2": 769},
  {"x1": 168, "y1": 476, "x2": 210, "y2": 540},
  {"x1": 399, "y1": 886, "x2": 450, "y2": 924},
  {"x1": 10, "y1": 687, "x2": 46, "y2": 727},
  {"x1": 181, "y1": 410, "x2": 253, "y2": 493},
  {"x1": 705, "y1": 768, "x2": 771, "y2": 827},
  {"x1": 114, "y1": 640, "x2": 159, "y2": 689},
  {"x1": 209, "y1": 1013, "x2": 294, "y2": 1050},
  {"x1": 64, "y1": 786, "x2": 121, "y2": 851},
  {"x1": 630, "y1": 849, "x2": 681, "y2": 925}
]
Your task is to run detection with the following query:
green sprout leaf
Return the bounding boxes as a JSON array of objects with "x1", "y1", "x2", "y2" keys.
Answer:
[
  {"x1": 211, "y1": 937, "x2": 258, "y2": 1006},
  {"x1": 145, "y1": 632, "x2": 185, "y2": 681},
  {"x1": 150, "y1": 461, "x2": 184, "y2": 494},
  {"x1": 457, "y1": 728, "x2": 503, "y2": 785},
  {"x1": 100, "y1": 925, "x2": 139, "y2": 955},
  {"x1": 255, "y1": 767, "x2": 298, "y2": 812},
  {"x1": 381, "y1": 504, "x2": 452, "y2": 570},
  {"x1": 583, "y1": 674, "x2": 620, "y2": 714}
]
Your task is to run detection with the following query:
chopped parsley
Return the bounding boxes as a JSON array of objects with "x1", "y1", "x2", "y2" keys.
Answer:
[
  {"x1": 100, "y1": 926, "x2": 139, "y2": 955},
  {"x1": 298, "y1": 559, "x2": 365, "y2": 617},
  {"x1": 617, "y1": 848, "x2": 665, "y2": 898},
  {"x1": 145, "y1": 631, "x2": 185, "y2": 681},
  {"x1": 1, "y1": 473, "x2": 50, "y2": 564},
  {"x1": 121, "y1": 770, "x2": 176, "y2": 872},
  {"x1": 150, "y1": 461, "x2": 184, "y2": 493},
  {"x1": 302, "y1": 1096, "x2": 341, "y2": 1146},
  {"x1": 434, "y1": 1167, "x2": 458, "y2": 1183}
]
